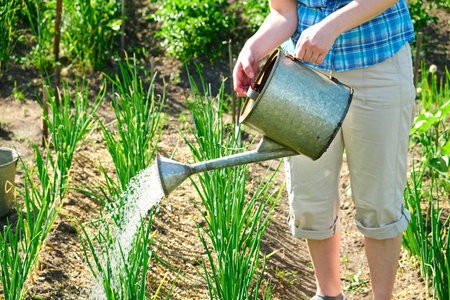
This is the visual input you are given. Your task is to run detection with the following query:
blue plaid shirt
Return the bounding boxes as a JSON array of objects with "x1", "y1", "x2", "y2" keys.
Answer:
[{"x1": 281, "y1": 0, "x2": 415, "y2": 72}]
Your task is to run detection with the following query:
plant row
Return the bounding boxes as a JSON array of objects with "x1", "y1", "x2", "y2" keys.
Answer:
[
  {"x1": 0, "y1": 53, "x2": 283, "y2": 299},
  {"x1": 403, "y1": 63, "x2": 450, "y2": 299}
]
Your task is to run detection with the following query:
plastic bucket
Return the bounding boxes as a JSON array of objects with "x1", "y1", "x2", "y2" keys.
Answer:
[{"x1": 0, "y1": 147, "x2": 19, "y2": 218}]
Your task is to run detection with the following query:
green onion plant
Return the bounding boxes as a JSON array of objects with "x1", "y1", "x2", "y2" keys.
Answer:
[
  {"x1": 182, "y1": 65, "x2": 278, "y2": 299},
  {"x1": 1, "y1": 76, "x2": 105, "y2": 299},
  {"x1": 403, "y1": 62, "x2": 450, "y2": 299},
  {"x1": 98, "y1": 54, "x2": 165, "y2": 204},
  {"x1": 71, "y1": 54, "x2": 170, "y2": 299},
  {"x1": 61, "y1": 0, "x2": 122, "y2": 71},
  {"x1": 0, "y1": 144, "x2": 62, "y2": 300},
  {"x1": 41, "y1": 78, "x2": 106, "y2": 201},
  {"x1": 23, "y1": 0, "x2": 55, "y2": 70},
  {"x1": 403, "y1": 153, "x2": 450, "y2": 299},
  {"x1": 417, "y1": 63, "x2": 450, "y2": 112},
  {"x1": 70, "y1": 208, "x2": 177, "y2": 300}
]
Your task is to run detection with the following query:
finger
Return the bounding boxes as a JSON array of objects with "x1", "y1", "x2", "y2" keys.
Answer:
[
  {"x1": 233, "y1": 76, "x2": 251, "y2": 97},
  {"x1": 295, "y1": 37, "x2": 310, "y2": 61},
  {"x1": 234, "y1": 80, "x2": 248, "y2": 97},
  {"x1": 238, "y1": 76, "x2": 256, "y2": 97},
  {"x1": 302, "y1": 49, "x2": 313, "y2": 63},
  {"x1": 309, "y1": 52, "x2": 321, "y2": 65},
  {"x1": 294, "y1": 40, "x2": 304, "y2": 60},
  {"x1": 233, "y1": 62, "x2": 243, "y2": 87},
  {"x1": 241, "y1": 60, "x2": 255, "y2": 79},
  {"x1": 314, "y1": 53, "x2": 325, "y2": 65}
]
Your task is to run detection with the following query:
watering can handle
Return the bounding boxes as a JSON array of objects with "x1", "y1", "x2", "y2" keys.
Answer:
[{"x1": 247, "y1": 87, "x2": 259, "y2": 101}]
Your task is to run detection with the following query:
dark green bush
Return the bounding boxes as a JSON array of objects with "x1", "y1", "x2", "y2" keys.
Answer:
[
  {"x1": 0, "y1": 0, "x2": 20, "y2": 71},
  {"x1": 237, "y1": 0, "x2": 270, "y2": 32},
  {"x1": 408, "y1": 0, "x2": 438, "y2": 33},
  {"x1": 153, "y1": 0, "x2": 236, "y2": 64}
]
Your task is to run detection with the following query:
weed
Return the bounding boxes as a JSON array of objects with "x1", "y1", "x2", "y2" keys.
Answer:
[
  {"x1": 273, "y1": 266, "x2": 297, "y2": 284},
  {"x1": 344, "y1": 273, "x2": 368, "y2": 292},
  {"x1": 12, "y1": 81, "x2": 25, "y2": 102}
]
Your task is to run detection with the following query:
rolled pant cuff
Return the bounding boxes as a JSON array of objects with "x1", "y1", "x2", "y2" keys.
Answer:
[
  {"x1": 289, "y1": 217, "x2": 340, "y2": 240},
  {"x1": 355, "y1": 208, "x2": 411, "y2": 240}
]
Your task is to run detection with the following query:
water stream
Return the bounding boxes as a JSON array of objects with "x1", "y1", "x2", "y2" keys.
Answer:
[{"x1": 89, "y1": 162, "x2": 165, "y2": 299}]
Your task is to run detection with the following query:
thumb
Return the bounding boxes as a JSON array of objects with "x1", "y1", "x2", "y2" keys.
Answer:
[{"x1": 242, "y1": 59, "x2": 256, "y2": 79}]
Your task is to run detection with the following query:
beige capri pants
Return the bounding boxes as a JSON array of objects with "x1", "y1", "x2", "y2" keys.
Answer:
[{"x1": 285, "y1": 43, "x2": 416, "y2": 240}]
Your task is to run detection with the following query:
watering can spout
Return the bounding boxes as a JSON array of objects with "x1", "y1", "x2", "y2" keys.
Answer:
[
  {"x1": 155, "y1": 155, "x2": 194, "y2": 196},
  {"x1": 156, "y1": 136, "x2": 298, "y2": 196}
]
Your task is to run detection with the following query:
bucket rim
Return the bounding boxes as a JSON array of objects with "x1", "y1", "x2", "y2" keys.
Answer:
[
  {"x1": 0, "y1": 147, "x2": 20, "y2": 168},
  {"x1": 239, "y1": 49, "x2": 281, "y2": 124}
]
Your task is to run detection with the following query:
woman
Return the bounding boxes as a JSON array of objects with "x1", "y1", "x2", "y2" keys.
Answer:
[{"x1": 233, "y1": 1, "x2": 415, "y2": 299}]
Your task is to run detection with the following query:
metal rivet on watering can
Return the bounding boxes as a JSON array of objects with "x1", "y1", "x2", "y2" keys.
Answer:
[{"x1": 0, "y1": 147, "x2": 20, "y2": 218}]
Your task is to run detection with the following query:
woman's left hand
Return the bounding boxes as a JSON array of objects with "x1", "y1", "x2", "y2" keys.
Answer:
[{"x1": 293, "y1": 21, "x2": 338, "y2": 65}]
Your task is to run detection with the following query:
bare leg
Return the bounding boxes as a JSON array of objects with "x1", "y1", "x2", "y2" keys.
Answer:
[
  {"x1": 364, "y1": 233, "x2": 403, "y2": 300},
  {"x1": 307, "y1": 230, "x2": 342, "y2": 297}
]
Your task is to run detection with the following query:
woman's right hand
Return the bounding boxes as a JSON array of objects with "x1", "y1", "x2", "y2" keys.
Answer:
[
  {"x1": 233, "y1": 0, "x2": 299, "y2": 97},
  {"x1": 233, "y1": 47, "x2": 260, "y2": 97}
]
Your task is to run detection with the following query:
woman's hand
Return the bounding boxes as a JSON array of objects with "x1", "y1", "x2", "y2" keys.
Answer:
[
  {"x1": 293, "y1": 0, "x2": 401, "y2": 65},
  {"x1": 233, "y1": 48, "x2": 260, "y2": 97},
  {"x1": 233, "y1": 0, "x2": 299, "y2": 97},
  {"x1": 293, "y1": 21, "x2": 338, "y2": 65}
]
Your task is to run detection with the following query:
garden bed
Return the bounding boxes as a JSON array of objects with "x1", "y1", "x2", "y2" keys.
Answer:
[
  {"x1": 0, "y1": 61, "x2": 431, "y2": 300},
  {"x1": 1, "y1": 1, "x2": 449, "y2": 299}
]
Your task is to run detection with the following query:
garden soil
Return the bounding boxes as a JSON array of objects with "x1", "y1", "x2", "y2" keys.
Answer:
[{"x1": 1, "y1": 2, "x2": 449, "y2": 299}]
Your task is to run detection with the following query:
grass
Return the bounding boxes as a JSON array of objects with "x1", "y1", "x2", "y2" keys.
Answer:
[{"x1": 182, "y1": 65, "x2": 279, "y2": 299}]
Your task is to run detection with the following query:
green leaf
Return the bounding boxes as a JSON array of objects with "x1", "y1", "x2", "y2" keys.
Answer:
[
  {"x1": 441, "y1": 141, "x2": 450, "y2": 156},
  {"x1": 429, "y1": 157, "x2": 449, "y2": 173},
  {"x1": 411, "y1": 113, "x2": 433, "y2": 134},
  {"x1": 437, "y1": 100, "x2": 450, "y2": 117},
  {"x1": 108, "y1": 19, "x2": 122, "y2": 31}
]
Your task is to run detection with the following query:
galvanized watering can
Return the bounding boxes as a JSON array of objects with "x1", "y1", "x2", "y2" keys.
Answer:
[{"x1": 156, "y1": 49, "x2": 354, "y2": 196}]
